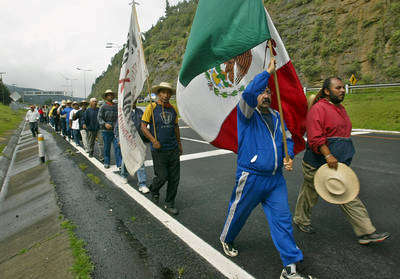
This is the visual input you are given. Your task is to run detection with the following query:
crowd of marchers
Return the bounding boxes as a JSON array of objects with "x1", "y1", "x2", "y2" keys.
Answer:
[
  {"x1": 26, "y1": 81, "x2": 182, "y2": 216},
  {"x1": 24, "y1": 66, "x2": 391, "y2": 279}
]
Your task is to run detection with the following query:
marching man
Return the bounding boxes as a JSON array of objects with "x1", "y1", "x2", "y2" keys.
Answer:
[{"x1": 219, "y1": 58, "x2": 315, "y2": 279}]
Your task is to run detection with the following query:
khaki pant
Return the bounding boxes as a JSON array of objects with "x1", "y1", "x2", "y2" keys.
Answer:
[
  {"x1": 293, "y1": 161, "x2": 376, "y2": 237},
  {"x1": 80, "y1": 129, "x2": 88, "y2": 152}
]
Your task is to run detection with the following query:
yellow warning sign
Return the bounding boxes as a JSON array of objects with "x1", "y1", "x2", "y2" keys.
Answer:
[{"x1": 349, "y1": 74, "x2": 357, "y2": 85}]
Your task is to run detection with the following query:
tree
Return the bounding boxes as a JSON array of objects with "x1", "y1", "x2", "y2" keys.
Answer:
[
  {"x1": 166, "y1": 0, "x2": 171, "y2": 15},
  {"x1": 0, "y1": 82, "x2": 11, "y2": 105}
]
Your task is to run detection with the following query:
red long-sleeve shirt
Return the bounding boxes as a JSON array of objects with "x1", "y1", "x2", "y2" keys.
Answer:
[{"x1": 306, "y1": 98, "x2": 352, "y2": 154}]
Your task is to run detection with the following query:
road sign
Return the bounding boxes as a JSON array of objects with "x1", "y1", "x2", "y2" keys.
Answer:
[
  {"x1": 349, "y1": 74, "x2": 357, "y2": 85},
  {"x1": 10, "y1": 91, "x2": 21, "y2": 102}
]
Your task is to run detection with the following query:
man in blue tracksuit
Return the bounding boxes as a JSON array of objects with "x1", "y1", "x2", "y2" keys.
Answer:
[{"x1": 219, "y1": 59, "x2": 314, "y2": 279}]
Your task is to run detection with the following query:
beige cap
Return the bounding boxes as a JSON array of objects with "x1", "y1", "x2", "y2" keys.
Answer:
[
  {"x1": 151, "y1": 82, "x2": 176, "y2": 95},
  {"x1": 314, "y1": 163, "x2": 360, "y2": 204},
  {"x1": 102, "y1": 89, "x2": 115, "y2": 99}
]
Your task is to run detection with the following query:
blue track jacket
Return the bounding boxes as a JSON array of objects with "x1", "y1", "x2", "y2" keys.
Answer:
[{"x1": 237, "y1": 71, "x2": 294, "y2": 176}]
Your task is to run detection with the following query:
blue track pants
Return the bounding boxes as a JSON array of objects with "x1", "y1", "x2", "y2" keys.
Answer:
[{"x1": 220, "y1": 170, "x2": 303, "y2": 266}]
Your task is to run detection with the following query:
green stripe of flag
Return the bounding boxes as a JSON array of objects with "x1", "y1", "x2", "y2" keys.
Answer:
[{"x1": 179, "y1": 0, "x2": 270, "y2": 87}]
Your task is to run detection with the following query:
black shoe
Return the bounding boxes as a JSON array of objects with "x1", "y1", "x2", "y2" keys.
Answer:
[
  {"x1": 358, "y1": 231, "x2": 390, "y2": 245},
  {"x1": 151, "y1": 193, "x2": 159, "y2": 205},
  {"x1": 89, "y1": 153, "x2": 93, "y2": 158},
  {"x1": 295, "y1": 222, "x2": 316, "y2": 234},
  {"x1": 164, "y1": 205, "x2": 179, "y2": 215},
  {"x1": 220, "y1": 241, "x2": 238, "y2": 257},
  {"x1": 104, "y1": 164, "x2": 110, "y2": 169}
]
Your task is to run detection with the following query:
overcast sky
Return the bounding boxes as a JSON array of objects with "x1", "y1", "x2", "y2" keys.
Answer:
[{"x1": 0, "y1": 0, "x2": 182, "y2": 98}]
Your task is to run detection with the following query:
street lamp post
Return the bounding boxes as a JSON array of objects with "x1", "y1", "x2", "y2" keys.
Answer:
[
  {"x1": 105, "y1": 42, "x2": 123, "y2": 50},
  {"x1": 76, "y1": 67, "x2": 92, "y2": 99},
  {"x1": 0, "y1": 72, "x2": 6, "y2": 104},
  {"x1": 60, "y1": 73, "x2": 78, "y2": 99}
]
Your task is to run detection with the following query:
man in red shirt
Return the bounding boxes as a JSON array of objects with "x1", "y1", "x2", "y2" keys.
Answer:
[{"x1": 293, "y1": 77, "x2": 390, "y2": 245}]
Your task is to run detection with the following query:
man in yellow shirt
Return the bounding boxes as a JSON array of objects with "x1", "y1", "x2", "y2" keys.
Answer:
[{"x1": 141, "y1": 82, "x2": 182, "y2": 215}]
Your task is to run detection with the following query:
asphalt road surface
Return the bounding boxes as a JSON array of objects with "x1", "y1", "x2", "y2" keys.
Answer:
[{"x1": 42, "y1": 122, "x2": 399, "y2": 279}]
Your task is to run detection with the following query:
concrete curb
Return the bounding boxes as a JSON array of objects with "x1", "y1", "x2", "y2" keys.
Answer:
[{"x1": 0, "y1": 121, "x2": 25, "y2": 191}]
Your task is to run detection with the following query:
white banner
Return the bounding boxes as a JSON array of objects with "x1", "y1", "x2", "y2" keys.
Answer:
[{"x1": 118, "y1": 3, "x2": 149, "y2": 175}]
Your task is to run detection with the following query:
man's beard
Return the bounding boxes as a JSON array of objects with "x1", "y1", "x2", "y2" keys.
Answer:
[{"x1": 328, "y1": 91, "x2": 343, "y2": 104}]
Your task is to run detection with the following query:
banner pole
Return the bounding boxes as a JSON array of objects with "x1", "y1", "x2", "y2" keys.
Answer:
[
  {"x1": 268, "y1": 40, "x2": 289, "y2": 160},
  {"x1": 132, "y1": 2, "x2": 157, "y2": 141}
]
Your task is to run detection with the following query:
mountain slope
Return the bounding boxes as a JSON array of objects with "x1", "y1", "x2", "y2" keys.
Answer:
[{"x1": 90, "y1": 0, "x2": 400, "y2": 99}]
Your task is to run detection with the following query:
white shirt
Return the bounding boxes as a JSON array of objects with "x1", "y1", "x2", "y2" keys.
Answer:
[
  {"x1": 26, "y1": 110, "x2": 39, "y2": 122},
  {"x1": 70, "y1": 109, "x2": 80, "y2": 130}
]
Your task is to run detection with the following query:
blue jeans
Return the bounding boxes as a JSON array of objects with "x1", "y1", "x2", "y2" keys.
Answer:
[
  {"x1": 72, "y1": 129, "x2": 81, "y2": 146},
  {"x1": 102, "y1": 131, "x2": 121, "y2": 167},
  {"x1": 136, "y1": 164, "x2": 147, "y2": 186},
  {"x1": 60, "y1": 118, "x2": 67, "y2": 136},
  {"x1": 120, "y1": 162, "x2": 146, "y2": 186}
]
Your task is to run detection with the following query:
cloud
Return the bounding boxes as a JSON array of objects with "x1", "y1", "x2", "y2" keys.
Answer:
[{"x1": 0, "y1": 0, "x2": 182, "y2": 97}]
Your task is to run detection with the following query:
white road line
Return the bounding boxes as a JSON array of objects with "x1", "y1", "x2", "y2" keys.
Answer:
[
  {"x1": 62, "y1": 134, "x2": 253, "y2": 279},
  {"x1": 144, "y1": 149, "x2": 233, "y2": 167},
  {"x1": 351, "y1": 131, "x2": 370, "y2": 135},
  {"x1": 181, "y1": 137, "x2": 210, "y2": 144},
  {"x1": 179, "y1": 126, "x2": 191, "y2": 129},
  {"x1": 352, "y1": 128, "x2": 400, "y2": 134}
]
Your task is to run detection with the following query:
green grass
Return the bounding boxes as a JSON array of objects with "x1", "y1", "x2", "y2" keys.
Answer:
[
  {"x1": 61, "y1": 220, "x2": 94, "y2": 279},
  {"x1": 86, "y1": 173, "x2": 101, "y2": 185},
  {"x1": 0, "y1": 104, "x2": 25, "y2": 138},
  {"x1": 79, "y1": 163, "x2": 88, "y2": 171},
  {"x1": 0, "y1": 143, "x2": 6, "y2": 154},
  {"x1": 307, "y1": 87, "x2": 400, "y2": 131}
]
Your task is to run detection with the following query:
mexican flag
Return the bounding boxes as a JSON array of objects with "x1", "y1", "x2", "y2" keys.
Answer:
[{"x1": 177, "y1": 0, "x2": 307, "y2": 154}]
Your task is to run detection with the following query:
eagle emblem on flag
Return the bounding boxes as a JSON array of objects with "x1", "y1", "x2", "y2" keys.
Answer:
[{"x1": 204, "y1": 50, "x2": 252, "y2": 98}]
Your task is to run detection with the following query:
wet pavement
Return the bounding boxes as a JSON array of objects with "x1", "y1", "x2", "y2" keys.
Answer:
[
  {"x1": 23, "y1": 122, "x2": 400, "y2": 279},
  {"x1": 41, "y1": 126, "x2": 223, "y2": 279}
]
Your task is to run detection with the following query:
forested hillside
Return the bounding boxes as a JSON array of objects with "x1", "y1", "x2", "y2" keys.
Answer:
[{"x1": 90, "y1": 0, "x2": 400, "y2": 99}]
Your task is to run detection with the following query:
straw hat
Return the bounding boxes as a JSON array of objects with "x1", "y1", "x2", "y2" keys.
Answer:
[
  {"x1": 307, "y1": 94, "x2": 316, "y2": 110},
  {"x1": 151, "y1": 82, "x2": 176, "y2": 95},
  {"x1": 102, "y1": 89, "x2": 115, "y2": 99},
  {"x1": 80, "y1": 99, "x2": 89, "y2": 105},
  {"x1": 72, "y1": 101, "x2": 78, "y2": 105},
  {"x1": 314, "y1": 163, "x2": 360, "y2": 204},
  {"x1": 66, "y1": 99, "x2": 72, "y2": 103}
]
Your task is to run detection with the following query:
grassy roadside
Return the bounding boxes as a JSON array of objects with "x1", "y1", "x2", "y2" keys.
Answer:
[
  {"x1": 0, "y1": 104, "x2": 26, "y2": 153},
  {"x1": 309, "y1": 87, "x2": 400, "y2": 131},
  {"x1": 61, "y1": 219, "x2": 94, "y2": 279}
]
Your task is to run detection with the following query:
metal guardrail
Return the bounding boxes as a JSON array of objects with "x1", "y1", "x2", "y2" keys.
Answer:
[{"x1": 304, "y1": 82, "x2": 400, "y2": 93}]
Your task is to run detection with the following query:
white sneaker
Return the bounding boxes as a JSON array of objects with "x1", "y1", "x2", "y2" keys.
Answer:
[
  {"x1": 220, "y1": 241, "x2": 238, "y2": 257},
  {"x1": 139, "y1": 185, "x2": 150, "y2": 194},
  {"x1": 280, "y1": 267, "x2": 316, "y2": 279}
]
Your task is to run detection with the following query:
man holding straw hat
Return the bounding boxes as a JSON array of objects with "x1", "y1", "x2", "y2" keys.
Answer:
[
  {"x1": 141, "y1": 82, "x2": 182, "y2": 215},
  {"x1": 293, "y1": 77, "x2": 390, "y2": 245}
]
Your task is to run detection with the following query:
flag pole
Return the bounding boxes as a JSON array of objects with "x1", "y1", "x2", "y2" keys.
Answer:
[
  {"x1": 132, "y1": 2, "x2": 157, "y2": 141},
  {"x1": 268, "y1": 40, "x2": 289, "y2": 160}
]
